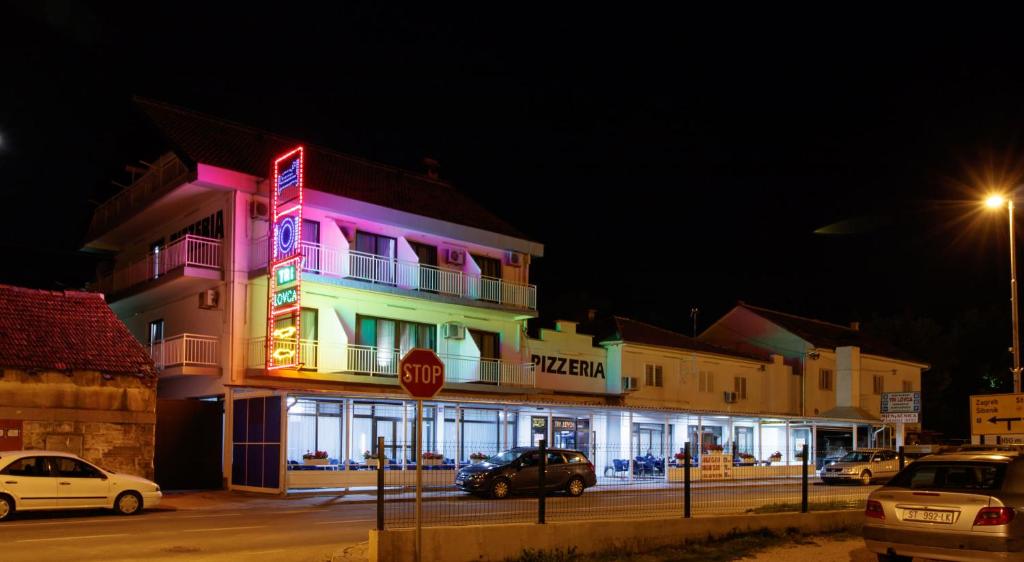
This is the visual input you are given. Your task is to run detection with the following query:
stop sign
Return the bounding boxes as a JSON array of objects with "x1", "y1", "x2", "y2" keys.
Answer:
[{"x1": 399, "y1": 348, "x2": 445, "y2": 399}]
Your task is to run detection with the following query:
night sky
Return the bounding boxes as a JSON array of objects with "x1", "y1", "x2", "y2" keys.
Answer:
[{"x1": 5, "y1": 5, "x2": 1024, "y2": 436}]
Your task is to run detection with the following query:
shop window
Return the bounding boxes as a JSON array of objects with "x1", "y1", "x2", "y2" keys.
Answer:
[
  {"x1": 645, "y1": 364, "x2": 663, "y2": 387},
  {"x1": 351, "y1": 401, "x2": 404, "y2": 462},
  {"x1": 734, "y1": 426, "x2": 754, "y2": 455},
  {"x1": 873, "y1": 375, "x2": 884, "y2": 395},
  {"x1": 819, "y1": 368, "x2": 834, "y2": 391},
  {"x1": 287, "y1": 398, "x2": 343, "y2": 464},
  {"x1": 734, "y1": 376, "x2": 747, "y2": 399}
]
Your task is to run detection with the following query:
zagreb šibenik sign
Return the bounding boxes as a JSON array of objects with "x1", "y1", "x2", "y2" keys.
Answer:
[{"x1": 266, "y1": 147, "x2": 305, "y2": 370}]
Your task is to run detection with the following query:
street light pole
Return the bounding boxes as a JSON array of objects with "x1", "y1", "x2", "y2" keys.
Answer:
[{"x1": 1009, "y1": 199, "x2": 1022, "y2": 393}]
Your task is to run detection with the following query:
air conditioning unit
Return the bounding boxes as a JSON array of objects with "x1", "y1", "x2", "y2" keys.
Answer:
[
  {"x1": 443, "y1": 322, "x2": 465, "y2": 339},
  {"x1": 446, "y1": 248, "x2": 465, "y2": 266},
  {"x1": 250, "y1": 200, "x2": 269, "y2": 220},
  {"x1": 622, "y1": 377, "x2": 639, "y2": 392},
  {"x1": 505, "y1": 251, "x2": 523, "y2": 267},
  {"x1": 723, "y1": 391, "x2": 737, "y2": 403},
  {"x1": 198, "y1": 289, "x2": 219, "y2": 309}
]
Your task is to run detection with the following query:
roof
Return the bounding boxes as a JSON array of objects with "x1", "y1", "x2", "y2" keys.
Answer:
[
  {"x1": 134, "y1": 98, "x2": 534, "y2": 243},
  {"x1": 817, "y1": 406, "x2": 879, "y2": 422},
  {"x1": 735, "y1": 303, "x2": 926, "y2": 365},
  {"x1": 0, "y1": 285, "x2": 155, "y2": 377},
  {"x1": 600, "y1": 316, "x2": 769, "y2": 362}
]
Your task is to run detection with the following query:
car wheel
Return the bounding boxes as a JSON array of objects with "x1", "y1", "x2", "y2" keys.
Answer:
[
  {"x1": 0, "y1": 494, "x2": 13, "y2": 521},
  {"x1": 490, "y1": 478, "x2": 511, "y2": 499},
  {"x1": 860, "y1": 471, "x2": 872, "y2": 486},
  {"x1": 114, "y1": 491, "x2": 143, "y2": 515},
  {"x1": 566, "y1": 477, "x2": 585, "y2": 497}
]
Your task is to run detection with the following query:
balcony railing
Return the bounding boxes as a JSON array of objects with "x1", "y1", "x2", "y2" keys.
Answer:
[
  {"x1": 250, "y1": 238, "x2": 537, "y2": 310},
  {"x1": 247, "y1": 338, "x2": 535, "y2": 387},
  {"x1": 97, "y1": 235, "x2": 223, "y2": 295},
  {"x1": 151, "y1": 334, "x2": 220, "y2": 371}
]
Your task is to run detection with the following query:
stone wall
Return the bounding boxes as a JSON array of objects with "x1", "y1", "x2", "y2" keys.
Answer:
[{"x1": 0, "y1": 369, "x2": 156, "y2": 479}]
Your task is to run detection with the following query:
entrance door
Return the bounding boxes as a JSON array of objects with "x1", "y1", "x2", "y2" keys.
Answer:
[
  {"x1": 553, "y1": 418, "x2": 576, "y2": 450},
  {"x1": 156, "y1": 399, "x2": 223, "y2": 490},
  {"x1": 53, "y1": 457, "x2": 110, "y2": 508},
  {"x1": 530, "y1": 417, "x2": 548, "y2": 446}
]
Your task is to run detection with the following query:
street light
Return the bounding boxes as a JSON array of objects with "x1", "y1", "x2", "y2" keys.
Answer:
[{"x1": 985, "y1": 193, "x2": 1022, "y2": 393}]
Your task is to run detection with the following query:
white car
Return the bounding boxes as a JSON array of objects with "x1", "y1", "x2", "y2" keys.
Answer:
[{"x1": 0, "y1": 450, "x2": 161, "y2": 521}]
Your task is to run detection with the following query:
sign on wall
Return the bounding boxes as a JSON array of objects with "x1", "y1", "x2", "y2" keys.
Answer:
[
  {"x1": 266, "y1": 147, "x2": 305, "y2": 370},
  {"x1": 881, "y1": 391, "x2": 920, "y2": 424},
  {"x1": 0, "y1": 419, "x2": 22, "y2": 451}
]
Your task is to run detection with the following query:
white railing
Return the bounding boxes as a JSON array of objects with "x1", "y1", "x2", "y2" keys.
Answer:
[
  {"x1": 151, "y1": 334, "x2": 220, "y2": 371},
  {"x1": 251, "y1": 238, "x2": 537, "y2": 310},
  {"x1": 97, "y1": 235, "x2": 223, "y2": 295},
  {"x1": 247, "y1": 339, "x2": 535, "y2": 387},
  {"x1": 247, "y1": 337, "x2": 319, "y2": 370}
]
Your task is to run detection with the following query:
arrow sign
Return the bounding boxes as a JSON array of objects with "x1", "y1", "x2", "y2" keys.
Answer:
[{"x1": 988, "y1": 416, "x2": 1023, "y2": 430}]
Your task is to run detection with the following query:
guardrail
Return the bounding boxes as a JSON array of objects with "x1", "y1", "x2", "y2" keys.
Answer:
[
  {"x1": 151, "y1": 334, "x2": 220, "y2": 370},
  {"x1": 247, "y1": 339, "x2": 535, "y2": 386},
  {"x1": 250, "y1": 238, "x2": 537, "y2": 310}
]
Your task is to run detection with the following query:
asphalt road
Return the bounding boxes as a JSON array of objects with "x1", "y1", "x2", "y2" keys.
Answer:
[{"x1": 0, "y1": 482, "x2": 876, "y2": 561}]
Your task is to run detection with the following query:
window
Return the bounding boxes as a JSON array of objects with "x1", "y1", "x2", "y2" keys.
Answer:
[
  {"x1": 1, "y1": 457, "x2": 49, "y2": 477},
  {"x1": 546, "y1": 452, "x2": 566, "y2": 465},
  {"x1": 354, "y1": 231, "x2": 397, "y2": 284},
  {"x1": 53, "y1": 457, "x2": 103, "y2": 478},
  {"x1": 472, "y1": 254, "x2": 502, "y2": 279},
  {"x1": 469, "y1": 329, "x2": 500, "y2": 360},
  {"x1": 902, "y1": 380, "x2": 913, "y2": 392},
  {"x1": 356, "y1": 315, "x2": 436, "y2": 352},
  {"x1": 888, "y1": 462, "x2": 1005, "y2": 491},
  {"x1": 645, "y1": 364, "x2": 663, "y2": 387},
  {"x1": 302, "y1": 219, "x2": 320, "y2": 272},
  {"x1": 699, "y1": 371, "x2": 715, "y2": 393},
  {"x1": 565, "y1": 453, "x2": 586, "y2": 464},
  {"x1": 819, "y1": 368, "x2": 834, "y2": 391},
  {"x1": 287, "y1": 398, "x2": 344, "y2": 463},
  {"x1": 873, "y1": 375, "x2": 884, "y2": 395},
  {"x1": 148, "y1": 319, "x2": 164, "y2": 344},
  {"x1": 734, "y1": 376, "x2": 747, "y2": 399}
]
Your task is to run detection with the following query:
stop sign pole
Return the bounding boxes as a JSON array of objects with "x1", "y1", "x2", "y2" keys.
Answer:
[{"x1": 398, "y1": 348, "x2": 445, "y2": 562}]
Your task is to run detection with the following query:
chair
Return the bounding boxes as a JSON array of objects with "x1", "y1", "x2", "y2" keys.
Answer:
[{"x1": 612, "y1": 459, "x2": 628, "y2": 477}]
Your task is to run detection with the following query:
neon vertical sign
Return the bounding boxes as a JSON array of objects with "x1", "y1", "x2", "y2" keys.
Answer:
[{"x1": 267, "y1": 146, "x2": 305, "y2": 370}]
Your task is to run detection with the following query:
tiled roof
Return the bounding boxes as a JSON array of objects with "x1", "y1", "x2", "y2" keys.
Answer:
[
  {"x1": 0, "y1": 285, "x2": 155, "y2": 377},
  {"x1": 601, "y1": 316, "x2": 770, "y2": 362},
  {"x1": 134, "y1": 98, "x2": 533, "y2": 242},
  {"x1": 737, "y1": 303, "x2": 926, "y2": 365}
]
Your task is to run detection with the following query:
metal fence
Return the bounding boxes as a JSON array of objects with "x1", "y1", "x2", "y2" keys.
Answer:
[{"x1": 367, "y1": 440, "x2": 885, "y2": 529}]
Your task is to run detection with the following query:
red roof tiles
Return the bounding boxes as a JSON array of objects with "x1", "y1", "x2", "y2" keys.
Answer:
[{"x1": 0, "y1": 285, "x2": 155, "y2": 377}]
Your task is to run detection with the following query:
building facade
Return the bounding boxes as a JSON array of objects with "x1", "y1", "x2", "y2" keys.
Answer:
[{"x1": 83, "y1": 100, "x2": 926, "y2": 492}]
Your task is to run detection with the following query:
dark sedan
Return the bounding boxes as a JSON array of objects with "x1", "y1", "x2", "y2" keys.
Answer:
[{"x1": 455, "y1": 447, "x2": 598, "y2": 499}]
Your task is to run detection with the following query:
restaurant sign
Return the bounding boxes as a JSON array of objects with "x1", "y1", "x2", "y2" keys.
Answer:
[
  {"x1": 266, "y1": 146, "x2": 305, "y2": 370},
  {"x1": 700, "y1": 453, "x2": 731, "y2": 480}
]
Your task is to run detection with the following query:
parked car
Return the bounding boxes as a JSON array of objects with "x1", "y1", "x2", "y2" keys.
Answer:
[
  {"x1": 821, "y1": 448, "x2": 900, "y2": 485},
  {"x1": 864, "y1": 450, "x2": 1024, "y2": 562},
  {"x1": 454, "y1": 447, "x2": 597, "y2": 499},
  {"x1": 0, "y1": 450, "x2": 162, "y2": 521}
]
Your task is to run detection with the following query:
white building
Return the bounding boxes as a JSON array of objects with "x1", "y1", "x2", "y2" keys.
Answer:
[{"x1": 83, "y1": 100, "x2": 927, "y2": 492}]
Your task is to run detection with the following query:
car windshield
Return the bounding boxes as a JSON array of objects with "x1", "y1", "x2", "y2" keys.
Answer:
[
  {"x1": 840, "y1": 452, "x2": 874, "y2": 462},
  {"x1": 887, "y1": 462, "x2": 1006, "y2": 491},
  {"x1": 486, "y1": 450, "x2": 526, "y2": 465}
]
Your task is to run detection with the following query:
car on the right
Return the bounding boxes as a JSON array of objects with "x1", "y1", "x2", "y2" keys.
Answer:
[{"x1": 863, "y1": 450, "x2": 1024, "y2": 561}]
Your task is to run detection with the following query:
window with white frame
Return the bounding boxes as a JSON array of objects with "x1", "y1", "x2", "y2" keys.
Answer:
[
  {"x1": 873, "y1": 375, "x2": 884, "y2": 395},
  {"x1": 819, "y1": 368, "x2": 834, "y2": 391},
  {"x1": 645, "y1": 364, "x2": 663, "y2": 387},
  {"x1": 902, "y1": 380, "x2": 913, "y2": 392},
  {"x1": 734, "y1": 376, "x2": 747, "y2": 400},
  {"x1": 699, "y1": 370, "x2": 714, "y2": 393}
]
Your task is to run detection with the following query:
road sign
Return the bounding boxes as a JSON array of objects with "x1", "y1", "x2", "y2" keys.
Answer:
[
  {"x1": 971, "y1": 393, "x2": 1024, "y2": 435},
  {"x1": 881, "y1": 412, "x2": 919, "y2": 423},
  {"x1": 881, "y1": 392, "x2": 920, "y2": 414},
  {"x1": 398, "y1": 348, "x2": 445, "y2": 399}
]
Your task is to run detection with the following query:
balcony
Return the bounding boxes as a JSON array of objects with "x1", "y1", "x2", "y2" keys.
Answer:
[
  {"x1": 250, "y1": 238, "x2": 537, "y2": 311},
  {"x1": 246, "y1": 338, "x2": 536, "y2": 388},
  {"x1": 151, "y1": 334, "x2": 221, "y2": 377},
  {"x1": 96, "y1": 235, "x2": 223, "y2": 300}
]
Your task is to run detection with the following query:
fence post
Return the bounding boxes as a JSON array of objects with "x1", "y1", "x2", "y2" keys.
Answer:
[
  {"x1": 683, "y1": 442, "x2": 691, "y2": 518},
  {"x1": 801, "y1": 443, "x2": 809, "y2": 513},
  {"x1": 898, "y1": 445, "x2": 905, "y2": 471},
  {"x1": 376, "y1": 435, "x2": 385, "y2": 531},
  {"x1": 538, "y1": 439, "x2": 547, "y2": 524}
]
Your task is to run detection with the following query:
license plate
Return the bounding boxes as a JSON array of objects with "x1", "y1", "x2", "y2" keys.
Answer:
[{"x1": 902, "y1": 509, "x2": 955, "y2": 523}]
